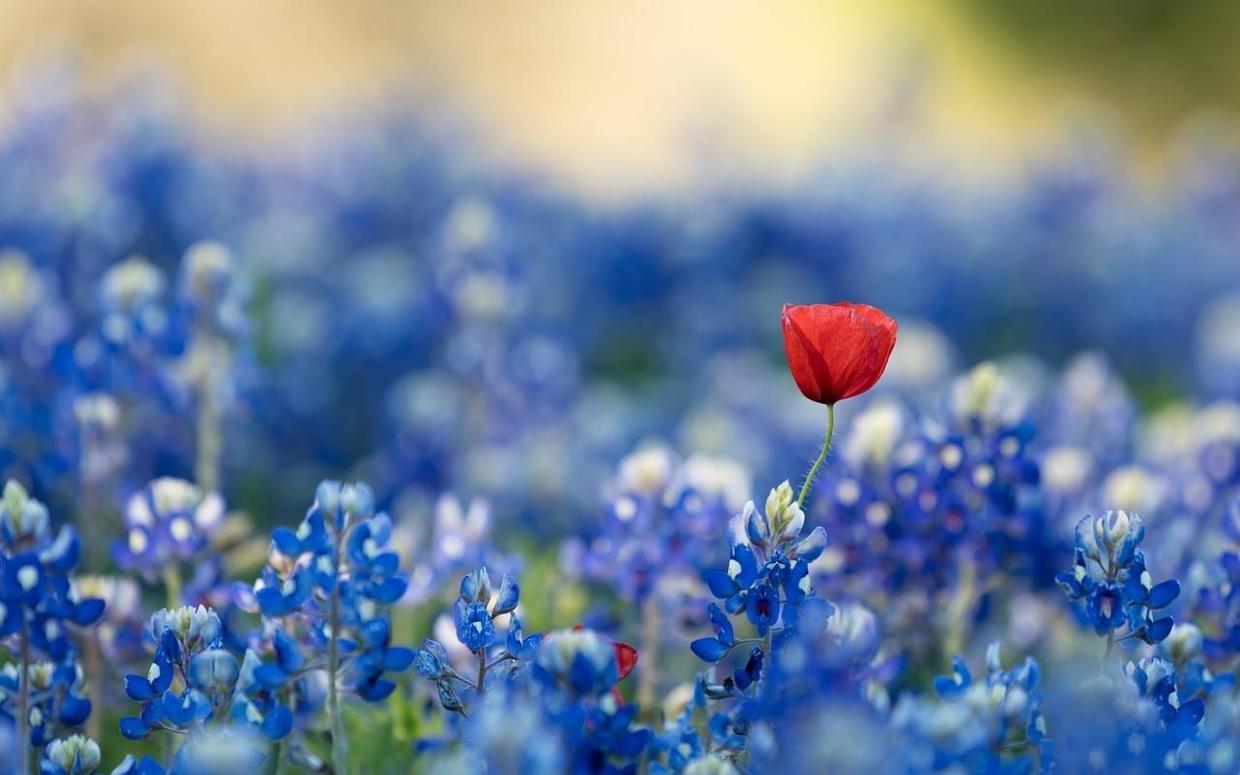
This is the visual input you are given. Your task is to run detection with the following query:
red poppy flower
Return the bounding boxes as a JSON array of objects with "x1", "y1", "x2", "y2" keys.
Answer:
[{"x1": 781, "y1": 302, "x2": 898, "y2": 405}]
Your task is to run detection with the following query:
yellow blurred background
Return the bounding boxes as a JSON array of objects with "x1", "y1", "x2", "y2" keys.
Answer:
[{"x1": 1, "y1": 1, "x2": 1238, "y2": 198}]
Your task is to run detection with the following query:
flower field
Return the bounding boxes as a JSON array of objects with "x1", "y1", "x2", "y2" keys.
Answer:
[{"x1": 1, "y1": 59, "x2": 1240, "y2": 775}]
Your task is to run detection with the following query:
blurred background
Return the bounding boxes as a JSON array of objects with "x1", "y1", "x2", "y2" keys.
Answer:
[{"x1": 5, "y1": 1, "x2": 1240, "y2": 196}]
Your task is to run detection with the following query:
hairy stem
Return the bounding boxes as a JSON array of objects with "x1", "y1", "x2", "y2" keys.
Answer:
[{"x1": 796, "y1": 403, "x2": 836, "y2": 508}]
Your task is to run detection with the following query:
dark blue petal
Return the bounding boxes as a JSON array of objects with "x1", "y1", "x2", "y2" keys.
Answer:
[
  {"x1": 1146, "y1": 579, "x2": 1180, "y2": 609},
  {"x1": 384, "y1": 646, "x2": 416, "y2": 672},
  {"x1": 125, "y1": 674, "x2": 154, "y2": 701},
  {"x1": 703, "y1": 570, "x2": 737, "y2": 599},
  {"x1": 690, "y1": 637, "x2": 730, "y2": 663},
  {"x1": 120, "y1": 716, "x2": 151, "y2": 740}
]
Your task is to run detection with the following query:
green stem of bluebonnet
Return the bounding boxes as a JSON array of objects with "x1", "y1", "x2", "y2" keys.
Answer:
[
  {"x1": 759, "y1": 629, "x2": 773, "y2": 700},
  {"x1": 476, "y1": 650, "x2": 489, "y2": 698},
  {"x1": 328, "y1": 569, "x2": 349, "y2": 775},
  {"x1": 164, "y1": 564, "x2": 183, "y2": 609},
  {"x1": 637, "y1": 594, "x2": 659, "y2": 715},
  {"x1": 18, "y1": 619, "x2": 30, "y2": 775},
  {"x1": 194, "y1": 335, "x2": 223, "y2": 494},
  {"x1": 80, "y1": 469, "x2": 108, "y2": 572},
  {"x1": 797, "y1": 403, "x2": 836, "y2": 508},
  {"x1": 83, "y1": 632, "x2": 104, "y2": 741}
]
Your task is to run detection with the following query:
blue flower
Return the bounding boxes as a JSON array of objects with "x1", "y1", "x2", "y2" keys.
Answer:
[
  {"x1": 455, "y1": 600, "x2": 495, "y2": 652},
  {"x1": 1058, "y1": 511, "x2": 1179, "y2": 646},
  {"x1": 745, "y1": 583, "x2": 782, "y2": 637},
  {"x1": 40, "y1": 735, "x2": 101, "y2": 775}
]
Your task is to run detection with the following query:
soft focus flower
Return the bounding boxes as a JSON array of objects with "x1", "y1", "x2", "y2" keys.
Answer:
[{"x1": 41, "y1": 734, "x2": 101, "y2": 775}]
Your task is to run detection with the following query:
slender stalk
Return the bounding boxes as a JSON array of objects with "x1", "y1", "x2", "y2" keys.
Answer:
[
  {"x1": 83, "y1": 633, "x2": 104, "y2": 740},
  {"x1": 275, "y1": 737, "x2": 290, "y2": 775},
  {"x1": 78, "y1": 468, "x2": 107, "y2": 740},
  {"x1": 17, "y1": 619, "x2": 30, "y2": 775},
  {"x1": 79, "y1": 466, "x2": 107, "y2": 572},
  {"x1": 637, "y1": 594, "x2": 659, "y2": 715},
  {"x1": 759, "y1": 629, "x2": 773, "y2": 700},
  {"x1": 476, "y1": 650, "x2": 489, "y2": 698},
  {"x1": 328, "y1": 549, "x2": 349, "y2": 775},
  {"x1": 164, "y1": 564, "x2": 183, "y2": 609},
  {"x1": 944, "y1": 558, "x2": 977, "y2": 659},
  {"x1": 194, "y1": 337, "x2": 222, "y2": 494},
  {"x1": 796, "y1": 403, "x2": 836, "y2": 508}
]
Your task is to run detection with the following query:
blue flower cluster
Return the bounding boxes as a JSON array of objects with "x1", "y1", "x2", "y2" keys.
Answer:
[
  {"x1": 414, "y1": 567, "x2": 539, "y2": 715},
  {"x1": 893, "y1": 643, "x2": 1049, "y2": 773},
  {"x1": 1057, "y1": 510, "x2": 1181, "y2": 647},
  {"x1": 694, "y1": 481, "x2": 831, "y2": 664},
  {"x1": 0, "y1": 481, "x2": 103, "y2": 773}
]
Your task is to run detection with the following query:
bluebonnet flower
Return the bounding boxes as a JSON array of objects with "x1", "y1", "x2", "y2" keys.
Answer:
[
  {"x1": 566, "y1": 445, "x2": 751, "y2": 603},
  {"x1": 1173, "y1": 686, "x2": 1240, "y2": 775},
  {"x1": 694, "y1": 481, "x2": 832, "y2": 673},
  {"x1": 532, "y1": 628, "x2": 650, "y2": 773},
  {"x1": 416, "y1": 566, "x2": 540, "y2": 715},
  {"x1": 680, "y1": 481, "x2": 838, "y2": 768},
  {"x1": 111, "y1": 478, "x2": 226, "y2": 606},
  {"x1": 417, "y1": 687, "x2": 566, "y2": 774},
  {"x1": 0, "y1": 481, "x2": 103, "y2": 772},
  {"x1": 533, "y1": 628, "x2": 618, "y2": 700},
  {"x1": 562, "y1": 446, "x2": 751, "y2": 710},
  {"x1": 110, "y1": 724, "x2": 266, "y2": 775},
  {"x1": 1057, "y1": 510, "x2": 1181, "y2": 647},
  {"x1": 250, "y1": 480, "x2": 413, "y2": 774},
  {"x1": 1187, "y1": 534, "x2": 1240, "y2": 667},
  {"x1": 1044, "y1": 655, "x2": 1207, "y2": 772},
  {"x1": 40, "y1": 734, "x2": 101, "y2": 775},
  {"x1": 118, "y1": 605, "x2": 226, "y2": 740},
  {"x1": 806, "y1": 365, "x2": 1052, "y2": 667},
  {"x1": 891, "y1": 643, "x2": 1049, "y2": 773},
  {"x1": 1, "y1": 660, "x2": 94, "y2": 747}
]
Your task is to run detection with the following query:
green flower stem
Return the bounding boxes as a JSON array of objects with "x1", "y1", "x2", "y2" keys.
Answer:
[
  {"x1": 476, "y1": 649, "x2": 489, "y2": 698},
  {"x1": 328, "y1": 561, "x2": 349, "y2": 775},
  {"x1": 637, "y1": 594, "x2": 659, "y2": 715},
  {"x1": 796, "y1": 403, "x2": 836, "y2": 508},
  {"x1": 275, "y1": 736, "x2": 290, "y2": 775},
  {"x1": 18, "y1": 619, "x2": 30, "y2": 775},
  {"x1": 194, "y1": 334, "x2": 223, "y2": 494},
  {"x1": 163, "y1": 565, "x2": 183, "y2": 609}
]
